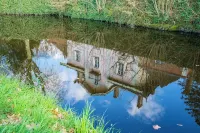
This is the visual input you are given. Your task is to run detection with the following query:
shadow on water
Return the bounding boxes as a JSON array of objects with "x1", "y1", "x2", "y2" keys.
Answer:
[{"x1": 0, "y1": 16, "x2": 200, "y2": 133}]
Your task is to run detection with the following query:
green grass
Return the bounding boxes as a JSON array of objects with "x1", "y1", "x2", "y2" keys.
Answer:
[
  {"x1": 0, "y1": 0, "x2": 199, "y2": 32},
  {"x1": 0, "y1": 0, "x2": 56, "y2": 15},
  {"x1": 0, "y1": 75, "x2": 116, "y2": 133}
]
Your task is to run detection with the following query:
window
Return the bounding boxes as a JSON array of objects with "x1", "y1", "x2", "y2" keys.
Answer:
[
  {"x1": 94, "y1": 75, "x2": 99, "y2": 85},
  {"x1": 116, "y1": 63, "x2": 124, "y2": 76},
  {"x1": 155, "y1": 60, "x2": 163, "y2": 65},
  {"x1": 93, "y1": 57, "x2": 99, "y2": 68},
  {"x1": 74, "y1": 50, "x2": 80, "y2": 62},
  {"x1": 126, "y1": 62, "x2": 132, "y2": 71},
  {"x1": 182, "y1": 67, "x2": 188, "y2": 77}
]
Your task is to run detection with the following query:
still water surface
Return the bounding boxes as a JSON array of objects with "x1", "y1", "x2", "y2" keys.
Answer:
[{"x1": 0, "y1": 16, "x2": 200, "y2": 133}]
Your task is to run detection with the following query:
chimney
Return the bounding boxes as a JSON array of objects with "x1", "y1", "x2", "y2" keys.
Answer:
[
  {"x1": 137, "y1": 95, "x2": 143, "y2": 109},
  {"x1": 113, "y1": 88, "x2": 119, "y2": 98}
]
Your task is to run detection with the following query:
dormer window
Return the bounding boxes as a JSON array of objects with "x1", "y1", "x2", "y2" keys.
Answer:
[
  {"x1": 116, "y1": 63, "x2": 124, "y2": 76},
  {"x1": 74, "y1": 50, "x2": 80, "y2": 62},
  {"x1": 93, "y1": 57, "x2": 99, "y2": 68}
]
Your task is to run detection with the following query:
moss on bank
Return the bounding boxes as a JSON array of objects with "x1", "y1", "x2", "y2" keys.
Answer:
[
  {"x1": 0, "y1": 75, "x2": 114, "y2": 133},
  {"x1": 0, "y1": 0, "x2": 199, "y2": 32}
]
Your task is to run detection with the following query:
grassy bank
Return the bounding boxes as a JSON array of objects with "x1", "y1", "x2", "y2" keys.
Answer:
[
  {"x1": 0, "y1": 75, "x2": 114, "y2": 133},
  {"x1": 0, "y1": 0, "x2": 200, "y2": 32}
]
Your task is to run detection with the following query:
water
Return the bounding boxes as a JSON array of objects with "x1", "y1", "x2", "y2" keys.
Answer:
[{"x1": 0, "y1": 16, "x2": 200, "y2": 133}]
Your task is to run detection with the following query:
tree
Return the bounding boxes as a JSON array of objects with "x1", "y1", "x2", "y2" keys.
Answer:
[{"x1": 181, "y1": 80, "x2": 200, "y2": 125}]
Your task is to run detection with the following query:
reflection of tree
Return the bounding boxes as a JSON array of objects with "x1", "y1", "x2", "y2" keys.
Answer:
[
  {"x1": 64, "y1": 18, "x2": 200, "y2": 71},
  {"x1": 0, "y1": 38, "x2": 68, "y2": 96},
  {"x1": 179, "y1": 52, "x2": 200, "y2": 126},
  {"x1": 0, "y1": 39, "x2": 27, "y2": 74},
  {"x1": 181, "y1": 81, "x2": 200, "y2": 126},
  {"x1": 33, "y1": 40, "x2": 68, "y2": 96},
  {"x1": 0, "y1": 39, "x2": 45, "y2": 92}
]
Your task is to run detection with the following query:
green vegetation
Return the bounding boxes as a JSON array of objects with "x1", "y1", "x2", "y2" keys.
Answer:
[
  {"x1": 0, "y1": 0, "x2": 56, "y2": 15},
  {"x1": 0, "y1": 0, "x2": 199, "y2": 32},
  {"x1": 0, "y1": 75, "x2": 115, "y2": 133}
]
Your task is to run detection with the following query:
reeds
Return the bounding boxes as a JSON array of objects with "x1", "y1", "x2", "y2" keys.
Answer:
[{"x1": 95, "y1": 0, "x2": 107, "y2": 13}]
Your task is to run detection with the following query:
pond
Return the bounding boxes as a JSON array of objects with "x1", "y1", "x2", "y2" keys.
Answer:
[{"x1": 0, "y1": 16, "x2": 200, "y2": 133}]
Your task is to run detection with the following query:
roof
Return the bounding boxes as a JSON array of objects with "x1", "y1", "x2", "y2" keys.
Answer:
[{"x1": 61, "y1": 62, "x2": 85, "y2": 72}]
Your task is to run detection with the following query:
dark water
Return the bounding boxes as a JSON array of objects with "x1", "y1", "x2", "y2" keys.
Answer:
[{"x1": 0, "y1": 16, "x2": 200, "y2": 133}]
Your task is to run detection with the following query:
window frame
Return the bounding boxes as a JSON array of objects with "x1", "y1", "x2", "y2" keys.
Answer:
[
  {"x1": 74, "y1": 50, "x2": 81, "y2": 62},
  {"x1": 94, "y1": 56, "x2": 100, "y2": 68},
  {"x1": 116, "y1": 62, "x2": 124, "y2": 76},
  {"x1": 94, "y1": 75, "x2": 99, "y2": 85}
]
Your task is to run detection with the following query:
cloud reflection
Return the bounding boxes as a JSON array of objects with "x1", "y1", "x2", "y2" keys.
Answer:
[
  {"x1": 127, "y1": 95, "x2": 164, "y2": 122},
  {"x1": 62, "y1": 81, "x2": 90, "y2": 105},
  {"x1": 99, "y1": 100, "x2": 111, "y2": 108},
  {"x1": 33, "y1": 40, "x2": 90, "y2": 104}
]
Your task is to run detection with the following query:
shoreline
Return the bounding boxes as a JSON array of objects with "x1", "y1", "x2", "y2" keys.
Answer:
[{"x1": 0, "y1": 13, "x2": 199, "y2": 35}]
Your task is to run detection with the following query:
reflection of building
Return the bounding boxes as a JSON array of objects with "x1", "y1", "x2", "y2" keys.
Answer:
[
  {"x1": 62, "y1": 40, "x2": 192, "y2": 109},
  {"x1": 47, "y1": 39, "x2": 68, "y2": 57}
]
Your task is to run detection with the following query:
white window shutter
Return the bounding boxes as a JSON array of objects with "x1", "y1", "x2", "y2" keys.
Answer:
[
  {"x1": 93, "y1": 57, "x2": 95, "y2": 67},
  {"x1": 116, "y1": 63, "x2": 119, "y2": 74}
]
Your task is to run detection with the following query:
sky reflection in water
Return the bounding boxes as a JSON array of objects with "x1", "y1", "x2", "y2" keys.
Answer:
[
  {"x1": 26, "y1": 40, "x2": 200, "y2": 133},
  {"x1": 0, "y1": 16, "x2": 200, "y2": 132}
]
